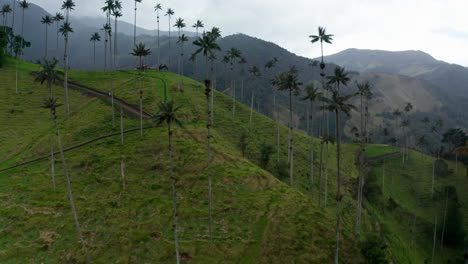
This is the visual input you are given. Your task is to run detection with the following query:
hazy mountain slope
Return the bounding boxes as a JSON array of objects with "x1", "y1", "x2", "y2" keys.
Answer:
[{"x1": 324, "y1": 48, "x2": 468, "y2": 96}]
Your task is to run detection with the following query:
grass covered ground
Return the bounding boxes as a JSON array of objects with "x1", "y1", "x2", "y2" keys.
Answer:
[
  {"x1": 1, "y1": 57, "x2": 466, "y2": 263},
  {"x1": 0, "y1": 58, "x2": 365, "y2": 263}
]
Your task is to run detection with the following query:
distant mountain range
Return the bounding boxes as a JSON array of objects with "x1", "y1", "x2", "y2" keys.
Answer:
[{"x1": 5, "y1": 1, "x2": 467, "y2": 148}]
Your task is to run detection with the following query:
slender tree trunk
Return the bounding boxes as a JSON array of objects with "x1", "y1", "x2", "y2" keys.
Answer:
[
  {"x1": 133, "y1": 2, "x2": 137, "y2": 46},
  {"x1": 319, "y1": 142, "x2": 324, "y2": 206},
  {"x1": 431, "y1": 216, "x2": 438, "y2": 264},
  {"x1": 276, "y1": 101, "x2": 280, "y2": 162},
  {"x1": 120, "y1": 107, "x2": 124, "y2": 144},
  {"x1": 11, "y1": 0, "x2": 16, "y2": 30},
  {"x1": 52, "y1": 110, "x2": 92, "y2": 264},
  {"x1": 50, "y1": 145, "x2": 56, "y2": 191},
  {"x1": 431, "y1": 158, "x2": 435, "y2": 198},
  {"x1": 309, "y1": 101, "x2": 315, "y2": 199},
  {"x1": 288, "y1": 89, "x2": 294, "y2": 187},
  {"x1": 167, "y1": 123, "x2": 180, "y2": 264},
  {"x1": 324, "y1": 144, "x2": 330, "y2": 207},
  {"x1": 139, "y1": 81, "x2": 143, "y2": 136},
  {"x1": 232, "y1": 80, "x2": 236, "y2": 119},
  {"x1": 168, "y1": 17, "x2": 171, "y2": 67},
  {"x1": 64, "y1": 35, "x2": 70, "y2": 118},
  {"x1": 205, "y1": 80, "x2": 214, "y2": 247},
  {"x1": 93, "y1": 42, "x2": 96, "y2": 69},
  {"x1": 382, "y1": 158, "x2": 385, "y2": 194},
  {"x1": 177, "y1": 29, "x2": 181, "y2": 89},
  {"x1": 109, "y1": 31, "x2": 115, "y2": 128},
  {"x1": 334, "y1": 109, "x2": 343, "y2": 264},
  {"x1": 356, "y1": 95, "x2": 364, "y2": 233},
  {"x1": 56, "y1": 22, "x2": 59, "y2": 50},
  {"x1": 439, "y1": 190, "x2": 448, "y2": 259},
  {"x1": 114, "y1": 17, "x2": 118, "y2": 69},
  {"x1": 157, "y1": 12, "x2": 160, "y2": 70},
  {"x1": 121, "y1": 155, "x2": 126, "y2": 191},
  {"x1": 410, "y1": 192, "x2": 419, "y2": 247},
  {"x1": 44, "y1": 24, "x2": 48, "y2": 58},
  {"x1": 249, "y1": 89, "x2": 254, "y2": 127}
]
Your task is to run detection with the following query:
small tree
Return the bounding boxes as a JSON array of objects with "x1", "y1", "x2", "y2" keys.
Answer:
[{"x1": 260, "y1": 143, "x2": 274, "y2": 169}]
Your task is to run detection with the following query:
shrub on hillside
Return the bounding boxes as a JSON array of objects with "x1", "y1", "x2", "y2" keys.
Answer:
[{"x1": 360, "y1": 235, "x2": 389, "y2": 264}]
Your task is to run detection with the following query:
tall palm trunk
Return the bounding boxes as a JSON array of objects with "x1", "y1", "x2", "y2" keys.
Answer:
[
  {"x1": 249, "y1": 89, "x2": 254, "y2": 128},
  {"x1": 288, "y1": 89, "x2": 294, "y2": 186},
  {"x1": 133, "y1": 2, "x2": 137, "y2": 46},
  {"x1": 431, "y1": 216, "x2": 438, "y2": 264},
  {"x1": 177, "y1": 29, "x2": 181, "y2": 89},
  {"x1": 167, "y1": 122, "x2": 180, "y2": 264},
  {"x1": 63, "y1": 28, "x2": 70, "y2": 118},
  {"x1": 168, "y1": 16, "x2": 171, "y2": 67},
  {"x1": 56, "y1": 22, "x2": 60, "y2": 50},
  {"x1": 157, "y1": 12, "x2": 160, "y2": 70},
  {"x1": 51, "y1": 108, "x2": 92, "y2": 264},
  {"x1": 139, "y1": 75, "x2": 143, "y2": 136},
  {"x1": 382, "y1": 158, "x2": 385, "y2": 193},
  {"x1": 11, "y1": 0, "x2": 16, "y2": 29},
  {"x1": 439, "y1": 190, "x2": 448, "y2": 258},
  {"x1": 50, "y1": 144, "x2": 56, "y2": 191},
  {"x1": 120, "y1": 106, "x2": 124, "y2": 144},
  {"x1": 44, "y1": 23, "x2": 48, "y2": 58},
  {"x1": 334, "y1": 109, "x2": 343, "y2": 264},
  {"x1": 114, "y1": 16, "x2": 118, "y2": 69},
  {"x1": 356, "y1": 94, "x2": 364, "y2": 232},
  {"x1": 309, "y1": 101, "x2": 315, "y2": 199},
  {"x1": 109, "y1": 27, "x2": 115, "y2": 128},
  {"x1": 205, "y1": 79, "x2": 214, "y2": 246}
]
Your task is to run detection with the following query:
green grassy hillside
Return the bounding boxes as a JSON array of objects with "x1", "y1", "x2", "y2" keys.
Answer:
[
  {"x1": 1, "y1": 57, "x2": 466, "y2": 263},
  {"x1": 364, "y1": 145, "x2": 468, "y2": 263}
]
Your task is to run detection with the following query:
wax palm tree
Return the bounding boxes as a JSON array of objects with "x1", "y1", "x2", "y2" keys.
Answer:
[
  {"x1": 11, "y1": 0, "x2": 17, "y2": 30},
  {"x1": 276, "y1": 66, "x2": 302, "y2": 186},
  {"x1": 131, "y1": 42, "x2": 151, "y2": 136},
  {"x1": 36, "y1": 58, "x2": 62, "y2": 190},
  {"x1": 154, "y1": 3, "x2": 162, "y2": 69},
  {"x1": 10, "y1": 34, "x2": 29, "y2": 93},
  {"x1": 112, "y1": 1, "x2": 122, "y2": 68},
  {"x1": 90, "y1": 32, "x2": 101, "y2": 68},
  {"x1": 355, "y1": 81, "x2": 371, "y2": 233},
  {"x1": 310, "y1": 26, "x2": 334, "y2": 69},
  {"x1": 174, "y1": 18, "x2": 186, "y2": 89},
  {"x1": 302, "y1": 82, "x2": 322, "y2": 200},
  {"x1": 41, "y1": 15, "x2": 53, "y2": 58},
  {"x1": 192, "y1": 19, "x2": 204, "y2": 76},
  {"x1": 1, "y1": 5, "x2": 12, "y2": 27},
  {"x1": 321, "y1": 73, "x2": 356, "y2": 264},
  {"x1": 226, "y1": 47, "x2": 242, "y2": 119},
  {"x1": 59, "y1": 21, "x2": 73, "y2": 118},
  {"x1": 248, "y1": 65, "x2": 261, "y2": 127},
  {"x1": 177, "y1": 34, "x2": 189, "y2": 86},
  {"x1": 153, "y1": 100, "x2": 183, "y2": 264},
  {"x1": 191, "y1": 28, "x2": 222, "y2": 246},
  {"x1": 35, "y1": 58, "x2": 62, "y2": 96},
  {"x1": 193, "y1": 27, "x2": 222, "y2": 122},
  {"x1": 53, "y1": 13, "x2": 64, "y2": 50},
  {"x1": 403, "y1": 102, "x2": 413, "y2": 160},
  {"x1": 19, "y1": 1, "x2": 29, "y2": 48},
  {"x1": 61, "y1": 0, "x2": 75, "y2": 118},
  {"x1": 265, "y1": 57, "x2": 280, "y2": 159},
  {"x1": 165, "y1": 8, "x2": 174, "y2": 67},
  {"x1": 42, "y1": 97, "x2": 92, "y2": 264},
  {"x1": 133, "y1": 0, "x2": 142, "y2": 45},
  {"x1": 101, "y1": 23, "x2": 110, "y2": 70},
  {"x1": 318, "y1": 133, "x2": 335, "y2": 206}
]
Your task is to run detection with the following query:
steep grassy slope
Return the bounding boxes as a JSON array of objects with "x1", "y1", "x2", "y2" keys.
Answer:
[
  {"x1": 364, "y1": 145, "x2": 468, "y2": 263},
  {"x1": 0, "y1": 58, "x2": 365, "y2": 263}
]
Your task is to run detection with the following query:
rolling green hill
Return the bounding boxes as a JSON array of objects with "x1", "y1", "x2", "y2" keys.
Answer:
[{"x1": 0, "y1": 57, "x2": 466, "y2": 263}]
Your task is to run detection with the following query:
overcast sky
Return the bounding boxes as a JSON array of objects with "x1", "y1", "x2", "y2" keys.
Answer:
[{"x1": 31, "y1": 0, "x2": 468, "y2": 66}]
